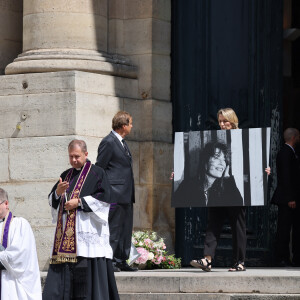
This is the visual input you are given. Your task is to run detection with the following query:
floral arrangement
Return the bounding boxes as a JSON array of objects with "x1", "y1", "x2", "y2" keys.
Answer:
[{"x1": 132, "y1": 231, "x2": 181, "y2": 269}]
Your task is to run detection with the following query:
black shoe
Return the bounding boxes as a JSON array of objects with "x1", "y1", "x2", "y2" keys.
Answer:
[
  {"x1": 112, "y1": 264, "x2": 121, "y2": 272},
  {"x1": 116, "y1": 262, "x2": 138, "y2": 272},
  {"x1": 190, "y1": 258, "x2": 212, "y2": 272}
]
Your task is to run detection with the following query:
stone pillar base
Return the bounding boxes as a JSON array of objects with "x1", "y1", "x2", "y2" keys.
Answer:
[{"x1": 5, "y1": 49, "x2": 137, "y2": 78}]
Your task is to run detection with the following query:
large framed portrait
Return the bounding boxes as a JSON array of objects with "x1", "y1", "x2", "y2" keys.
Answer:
[{"x1": 172, "y1": 128, "x2": 270, "y2": 207}]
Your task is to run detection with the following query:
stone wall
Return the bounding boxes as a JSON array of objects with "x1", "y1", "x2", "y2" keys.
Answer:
[
  {"x1": 0, "y1": 0, "x2": 174, "y2": 270},
  {"x1": 108, "y1": 0, "x2": 174, "y2": 238},
  {"x1": 108, "y1": 0, "x2": 171, "y2": 101}
]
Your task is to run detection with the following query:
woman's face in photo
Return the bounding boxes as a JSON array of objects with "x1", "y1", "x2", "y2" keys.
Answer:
[
  {"x1": 206, "y1": 148, "x2": 227, "y2": 178},
  {"x1": 218, "y1": 114, "x2": 233, "y2": 130}
]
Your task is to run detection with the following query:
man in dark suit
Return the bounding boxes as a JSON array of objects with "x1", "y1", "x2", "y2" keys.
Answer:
[
  {"x1": 96, "y1": 111, "x2": 137, "y2": 272},
  {"x1": 271, "y1": 128, "x2": 300, "y2": 267}
]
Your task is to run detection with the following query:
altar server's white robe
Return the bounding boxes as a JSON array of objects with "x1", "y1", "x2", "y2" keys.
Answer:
[{"x1": 0, "y1": 217, "x2": 42, "y2": 300}]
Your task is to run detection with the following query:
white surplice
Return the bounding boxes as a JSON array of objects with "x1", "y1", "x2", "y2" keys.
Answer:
[
  {"x1": 49, "y1": 194, "x2": 113, "y2": 259},
  {"x1": 0, "y1": 217, "x2": 42, "y2": 300}
]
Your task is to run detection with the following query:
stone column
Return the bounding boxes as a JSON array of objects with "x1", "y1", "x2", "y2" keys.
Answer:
[
  {"x1": 5, "y1": 0, "x2": 135, "y2": 77},
  {"x1": 1, "y1": 0, "x2": 136, "y2": 270}
]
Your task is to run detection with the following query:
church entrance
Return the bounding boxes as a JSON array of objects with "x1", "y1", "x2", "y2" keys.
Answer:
[{"x1": 171, "y1": 0, "x2": 283, "y2": 266}]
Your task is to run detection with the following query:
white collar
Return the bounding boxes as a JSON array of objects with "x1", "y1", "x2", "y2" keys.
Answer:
[{"x1": 112, "y1": 130, "x2": 124, "y2": 144}]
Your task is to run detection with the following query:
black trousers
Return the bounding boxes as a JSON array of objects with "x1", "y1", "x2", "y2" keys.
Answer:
[
  {"x1": 109, "y1": 203, "x2": 133, "y2": 263},
  {"x1": 204, "y1": 206, "x2": 247, "y2": 263},
  {"x1": 275, "y1": 204, "x2": 300, "y2": 264}
]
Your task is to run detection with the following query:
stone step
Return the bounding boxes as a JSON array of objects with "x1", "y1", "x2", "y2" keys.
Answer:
[
  {"x1": 115, "y1": 268, "x2": 300, "y2": 295},
  {"x1": 41, "y1": 268, "x2": 300, "y2": 298},
  {"x1": 119, "y1": 293, "x2": 300, "y2": 300}
]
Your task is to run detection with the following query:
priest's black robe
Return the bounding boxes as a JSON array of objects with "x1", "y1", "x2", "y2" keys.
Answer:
[{"x1": 43, "y1": 162, "x2": 119, "y2": 300}]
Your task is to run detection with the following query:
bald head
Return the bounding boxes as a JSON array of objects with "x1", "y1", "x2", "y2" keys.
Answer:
[{"x1": 284, "y1": 128, "x2": 300, "y2": 147}]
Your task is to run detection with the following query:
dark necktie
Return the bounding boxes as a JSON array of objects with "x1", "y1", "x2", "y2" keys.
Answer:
[{"x1": 122, "y1": 139, "x2": 131, "y2": 157}]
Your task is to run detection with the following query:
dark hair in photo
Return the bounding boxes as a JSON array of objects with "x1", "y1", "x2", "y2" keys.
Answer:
[{"x1": 198, "y1": 141, "x2": 231, "y2": 190}]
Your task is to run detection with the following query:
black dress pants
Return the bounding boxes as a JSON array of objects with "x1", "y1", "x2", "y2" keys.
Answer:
[
  {"x1": 275, "y1": 204, "x2": 300, "y2": 264},
  {"x1": 204, "y1": 206, "x2": 247, "y2": 263},
  {"x1": 109, "y1": 203, "x2": 133, "y2": 263}
]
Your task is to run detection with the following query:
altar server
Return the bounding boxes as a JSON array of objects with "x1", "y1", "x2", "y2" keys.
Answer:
[{"x1": 0, "y1": 188, "x2": 42, "y2": 300}]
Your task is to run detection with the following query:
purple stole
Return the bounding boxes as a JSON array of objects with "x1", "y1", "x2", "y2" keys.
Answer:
[
  {"x1": 0, "y1": 211, "x2": 13, "y2": 299},
  {"x1": 50, "y1": 161, "x2": 92, "y2": 264}
]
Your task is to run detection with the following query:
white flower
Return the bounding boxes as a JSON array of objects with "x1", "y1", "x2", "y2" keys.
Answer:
[
  {"x1": 148, "y1": 252, "x2": 154, "y2": 260},
  {"x1": 135, "y1": 232, "x2": 142, "y2": 239},
  {"x1": 151, "y1": 232, "x2": 157, "y2": 240}
]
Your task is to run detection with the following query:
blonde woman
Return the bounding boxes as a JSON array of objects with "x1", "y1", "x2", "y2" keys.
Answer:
[{"x1": 190, "y1": 108, "x2": 270, "y2": 272}]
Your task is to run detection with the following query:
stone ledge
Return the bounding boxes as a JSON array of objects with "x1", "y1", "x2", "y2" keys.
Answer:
[
  {"x1": 119, "y1": 294, "x2": 300, "y2": 300},
  {"x1": 0, "y1": 71, "x2": 138, "y2": 98},
  {"x1": 115, "y1": 269, "x2": 300, "y2": 294}
]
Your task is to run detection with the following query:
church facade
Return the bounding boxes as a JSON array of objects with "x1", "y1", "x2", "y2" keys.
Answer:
[{"x1": 0, "y1": 0, "x2": 299, "y2": 268}]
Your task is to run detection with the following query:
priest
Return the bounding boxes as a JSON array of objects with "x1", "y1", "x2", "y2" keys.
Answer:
[
  {"x1": 43, "y1": 139, "x2": 119, "y2": 300},
  {"x1": 0, "y1": 188, "x2": 42, "y2": 300}
]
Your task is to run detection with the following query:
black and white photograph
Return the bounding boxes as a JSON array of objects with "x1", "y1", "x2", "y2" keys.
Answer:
[{"x1": 172, "y1": 128, "x2": 271, "y2": 207}]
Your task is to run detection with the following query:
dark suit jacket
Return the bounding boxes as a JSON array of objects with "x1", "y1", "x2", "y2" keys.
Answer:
[
  {"x1": 96, "y1": 131, "x2": 135, "y2": 204},
  {"x1": 271, "y1": 144, "x2": 300, "y2": 205}
]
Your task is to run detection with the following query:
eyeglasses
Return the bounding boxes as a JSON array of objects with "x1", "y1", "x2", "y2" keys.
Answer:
[{"x1": 0, "y1": 200, "x2": 6, "y2": 205}]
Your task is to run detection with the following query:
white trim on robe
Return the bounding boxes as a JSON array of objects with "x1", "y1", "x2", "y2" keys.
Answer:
[{"x1": 49, "y1": 194, "x2": 113, "y2": 259}]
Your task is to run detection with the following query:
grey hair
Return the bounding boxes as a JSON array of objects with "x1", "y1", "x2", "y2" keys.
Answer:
[
  {"x1": 68, "y1": 139, "x2": 87, "y2": 152},
  {"x1": 0, "y1": 188, "x2": 8, "y2": 202},
  {"x1": 283, "y1": 128, "x2": 299, "y2": 143}
]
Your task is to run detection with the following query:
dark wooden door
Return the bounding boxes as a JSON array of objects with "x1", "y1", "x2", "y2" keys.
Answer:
[{"x1": 172, "y1": 0, "x2": 283, "y2": 266}]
